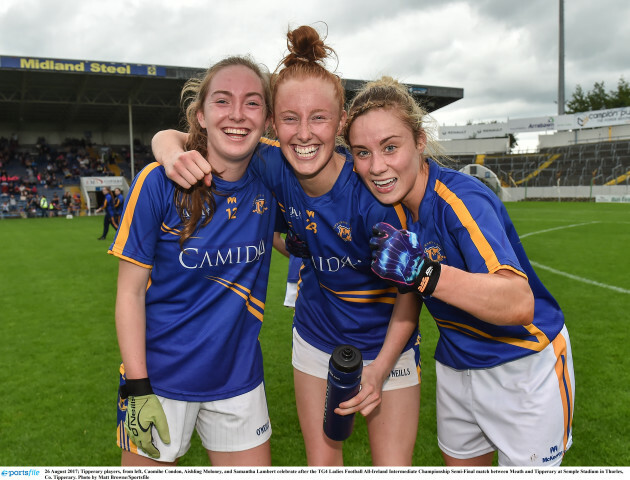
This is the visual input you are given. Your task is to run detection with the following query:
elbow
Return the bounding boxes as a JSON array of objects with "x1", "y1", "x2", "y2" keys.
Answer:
[{"x1": 513, "y1": 289, "x2": 535, "y2": 326}]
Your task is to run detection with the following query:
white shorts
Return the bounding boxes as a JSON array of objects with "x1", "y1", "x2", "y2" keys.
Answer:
[
  {"x1": 436, "y1": 325, "x2": 574, "y2": 466},
  {"x1": 292, "y1": 328, "x2": 420, "y2": 391},
  {"x1": 284, "y1": 282, "x2": 298, "y2": 308},
  {"x1": 118, "y1": 382, "x2": 271, "y2": 462}
]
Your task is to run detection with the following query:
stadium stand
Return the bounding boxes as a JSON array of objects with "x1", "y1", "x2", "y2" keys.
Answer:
[{"x1": 448, "y1": 139, "x2": 630, "y2": 189}]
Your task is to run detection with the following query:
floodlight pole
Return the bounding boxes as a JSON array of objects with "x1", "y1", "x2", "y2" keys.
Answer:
[
  {"x1": 128, "y1": 100, "x2": 135, "y2": 180},
  {"x1": 558, "y1": 0, "x2": 565, "y2": 115}
]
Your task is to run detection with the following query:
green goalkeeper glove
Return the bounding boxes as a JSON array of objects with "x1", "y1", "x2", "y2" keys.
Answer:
[{"x1": 121, "y1": 378, "x2": 170, "y2": 459}]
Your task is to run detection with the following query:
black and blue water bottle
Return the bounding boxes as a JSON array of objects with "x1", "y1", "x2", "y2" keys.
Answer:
[{"x1": 323, "y1": 344, "x2": 363, "y2": 441}]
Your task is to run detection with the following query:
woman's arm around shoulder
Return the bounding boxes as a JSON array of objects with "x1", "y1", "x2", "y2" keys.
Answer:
[{"x1": 151, "y1": 129, "x2": 211, "y2": 189}]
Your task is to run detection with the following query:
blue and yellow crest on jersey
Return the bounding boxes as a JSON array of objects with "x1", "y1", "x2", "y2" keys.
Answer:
[
  {"x1": 334, "y1": 221, "x2": 352, "y2": 242},
  {"x1": 252, "y1": 195, "x2": 268, "y2": 215},
  {"x1": 424, "y1": 241, "x2": 446, "y2": 262}
]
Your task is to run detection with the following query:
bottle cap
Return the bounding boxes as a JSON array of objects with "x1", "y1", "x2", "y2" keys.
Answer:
[{"x1": 330, "y1": 344, "x2": 362, "y2": 373}]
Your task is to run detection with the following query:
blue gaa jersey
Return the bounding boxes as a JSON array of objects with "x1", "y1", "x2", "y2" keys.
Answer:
[
  {"x1": 108, "y1": 162, "x2": 278, "y2": 401},
  {"x1": 114, "y1": 192, "x2": 124, "y2": 216},
  {"x1": 253, "y1": 141, "x2": 415, "y2": 360},
  {"x1": 103, "y1": 192, "x2": 115, "y2": 216},
  {"x1": 411, "y1": 160, "x2": 565, "y2": 369}
]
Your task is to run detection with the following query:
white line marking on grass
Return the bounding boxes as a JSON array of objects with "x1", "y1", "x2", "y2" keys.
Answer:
[
  {"x1": 529, "y1": 261, "x2": 630, "y2": 294},
  {"x1": 519, "y1": 221, "x2": 600, "y2": 239},
  {"x1": 520, "y1": 222, "x2": 628, "y2": 294}
]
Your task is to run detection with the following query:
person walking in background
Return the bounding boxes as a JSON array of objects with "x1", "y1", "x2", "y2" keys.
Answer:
[
  {"x1": 95, "y1": 186, "x2": 117, "y2": 239},
  {"x1": 113, "y1": 187, "x2": 125, "y2": 227}
]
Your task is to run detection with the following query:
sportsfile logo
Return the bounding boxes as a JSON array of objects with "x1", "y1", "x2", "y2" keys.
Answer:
[{"x1": 1, "y1": 470, "x2": 40, "y2": 477}]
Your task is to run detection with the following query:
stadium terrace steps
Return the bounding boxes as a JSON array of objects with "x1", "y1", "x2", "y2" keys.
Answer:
[{"x1": 450, "y1": 139, "x2": 630, "y2": 188}]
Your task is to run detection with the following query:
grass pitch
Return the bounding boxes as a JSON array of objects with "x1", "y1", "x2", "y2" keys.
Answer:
[{"x1": 0, "y1": 201, "x2": 628, "y2": 466}]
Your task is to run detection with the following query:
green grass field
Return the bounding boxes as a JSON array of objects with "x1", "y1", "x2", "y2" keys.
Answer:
[{"x1": 0, "y1": 201, "x2": 628, "y2": 466}]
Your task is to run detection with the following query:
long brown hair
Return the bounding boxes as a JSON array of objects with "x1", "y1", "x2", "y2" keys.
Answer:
[{"x1": 174, "y1": 56, "x2": 271, "y2": 248}]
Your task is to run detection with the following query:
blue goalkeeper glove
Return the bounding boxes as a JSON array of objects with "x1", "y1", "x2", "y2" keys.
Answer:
[
  {"x1": 285, "y1": 229, "x2": 310, "y2": 258},
  {"x1": 121, "y1": 378, "x2": 170, "y2": 459},
  {"x1": 369, "y1": 222, "x2": 441, "y2": 296}
]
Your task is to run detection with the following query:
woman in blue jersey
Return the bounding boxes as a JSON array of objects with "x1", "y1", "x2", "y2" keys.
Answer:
[
  {"x1": 153, "y1": 26, "x2": 422, "y2": 466},
  {"x1": 109, "y1": 56, "x2": 279, "y2": 466},
  {"x1": 343, "y1": 76, "x2": 575, "y2": 467}
]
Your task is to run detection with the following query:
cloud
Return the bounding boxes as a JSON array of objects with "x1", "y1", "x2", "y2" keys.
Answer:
[{"x1": 1, "y1": 0, "x2": 629, "y2": 132}]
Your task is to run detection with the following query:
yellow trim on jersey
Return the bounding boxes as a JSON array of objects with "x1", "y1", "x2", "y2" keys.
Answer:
[
  {"x1": 393, "y1": 202, "x2": 407, "y2": 229},
  {"x1": 206, "y1": 275, "x2": 265, "y2": 322},
  {"x1": 161, "y1": 223, "x2": 181, "y2": 236},
  {"x1": 107, "y1": 250, "x2": 152, "y2": 269},
  {"x1": 111, "y1": 162, "x2": 161, "y2": 253},
  {"x1": 434, "y1": 317, "x2": 551, "y2": 352},
  {"x1": 552, "y1": 331, "x2": 573, "y2": 454},
  {"x1": 435, "y1": 180, "x2": 500, "y2": 272},
  {"x1": 319, "y1": 283, "x2": 398, "y2": 305},
  {"x1": 260, "y1": 137, "x2": 280, "y2": 147},
  {"x1": 434, "y1": 180, "x2": 527, "y2": 279}
]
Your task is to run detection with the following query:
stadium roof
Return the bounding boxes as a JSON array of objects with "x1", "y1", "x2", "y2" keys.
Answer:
[{"x1": 0, "y1": 55, "x2": 463, "y2": 134}]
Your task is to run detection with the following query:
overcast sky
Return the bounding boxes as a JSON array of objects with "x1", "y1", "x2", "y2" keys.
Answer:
[{"x1": 1, "y1": 0, "x2": 629, "y2": 135}]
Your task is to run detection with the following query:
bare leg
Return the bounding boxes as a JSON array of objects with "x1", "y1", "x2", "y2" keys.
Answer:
[
  {"x1": 366, "y1": 384, "x2": 420, "y2": 466},
  {"x1": 442, "y1": 451, "x2": 495, "y2": 466},
  {"x1": 293, "y1": 368, "x2": 344, "y2": 466},
  {"x1": 207, "y1": 440, "x2": 271, "y2": 466},
  {"x1": 121, "y1": 450, "x2": 177, "y2": 466}
]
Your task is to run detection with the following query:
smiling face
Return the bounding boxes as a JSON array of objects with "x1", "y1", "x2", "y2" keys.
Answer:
[
  {"x1": 196, "y1": 64, "x2": 269, "y2": 172},
  {"x1": 349, "y1": 107, "x2": 427, "y2": 214},
  {"x1": 272, "y1": 76, "x2": 347, "y2": 191}
]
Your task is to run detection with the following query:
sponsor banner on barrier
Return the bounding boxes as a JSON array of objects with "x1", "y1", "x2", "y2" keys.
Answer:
[
  {"x1": 508, "y1": 116, "x2": 557, "y2": 133},
  {"x1": 595, "y1": 195, "x2": 630, "y2": 203},
  {"x1": 440, "y1": 107, "x2": 630, "y2": 139},
  {"x1": 558, "y1": 106, "x2": 630, "y2": 130},
  {"x1": 438, "y1": 123, "x2": 508, "y2": 140},
  {"x1": 81, "y1": 176, "x2": 126, "y2": 188}
]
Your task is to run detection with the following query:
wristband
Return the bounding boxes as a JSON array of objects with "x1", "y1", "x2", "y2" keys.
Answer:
[
  {"x1": 416, "y1": 260, "x2": 441, "y2": 297},
  {"x1": 120, "y1": 378, "x2": 153, "y2": 399}
]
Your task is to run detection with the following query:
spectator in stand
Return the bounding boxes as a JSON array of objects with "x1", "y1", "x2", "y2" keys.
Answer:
[
  {"x1": 95, "y1": 186, "x2": 117, "y2": 239},
  {"x1": 71, "y1": 192, "x2": 82, "y2": 216},
  {"x1": 62, "y1": 191, "x2": 72, "y2": 212},
  {"x1": 51, "y1": 192, "x2": 61, "y2": 215},
  {"x1": 39, "y1": 194, "x2": 50, "y2": 217},
  {"x1": 27, "y1": 193, "x2": 38, "y2": 217}
]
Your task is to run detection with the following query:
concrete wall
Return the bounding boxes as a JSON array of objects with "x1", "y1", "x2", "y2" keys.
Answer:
[
  {"x1": 502, "y1": 184, "x2": 630, "y2": 201},
  {"x1": 437, "y1": 137, "x2": 509, "y2": 155},
  {"x1": 537, "y1": 125, "x2": 630, "y2": 149}
]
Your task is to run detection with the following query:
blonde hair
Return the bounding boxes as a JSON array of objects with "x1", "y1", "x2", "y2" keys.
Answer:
[
  {"x1": 175, "y1": 56, "x2": 271, "y2": 247},
  {"x1": 271, "y1": 25, "x2": 345, "y2": 115},
  {"x1": 344, "y1": 76, "x2": 446, "y2": 163}
]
